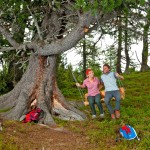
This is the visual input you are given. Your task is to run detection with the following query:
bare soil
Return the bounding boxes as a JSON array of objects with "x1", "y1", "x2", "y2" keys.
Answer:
[{"x1": 1, "y1": 120, "x2": 95, "y2": 150}]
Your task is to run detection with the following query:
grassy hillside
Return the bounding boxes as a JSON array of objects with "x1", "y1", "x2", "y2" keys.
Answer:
[
  {"x1": 63, "y1": 71, "x2": 150, "y2": 149},
  {"x1": 0, "y1": 71, "x2": 150, "y2": 150}
]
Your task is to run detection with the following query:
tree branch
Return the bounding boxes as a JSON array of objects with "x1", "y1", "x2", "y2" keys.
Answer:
[
  {"x1": 0, "y1": 47, "x2": 15, "y2": 52},
  {"x1": 0, "y1": 10, "x2": 117, "y2": 56},
  {"x1": 37, "y1": 11, "x2": 117, "y2": 56},
  {"x1": 0, "y1": 42, "x2": 37, "y2": 52},
  {"x1": 0, "y1": 24, "x2": 19, "y2": 48},
  {"x1": 27, "y1": 5, "x2": 43, "y2": 41}
]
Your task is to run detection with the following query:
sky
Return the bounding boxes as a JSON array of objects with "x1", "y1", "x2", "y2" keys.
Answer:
[{"x1": 65, "y1": 34, "x2": 149, "y2": 71}]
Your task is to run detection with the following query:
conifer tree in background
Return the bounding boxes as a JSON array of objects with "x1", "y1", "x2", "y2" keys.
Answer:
[
  {"x1": 141, "y1": 3, "x2": 150, "y2": 71},
  {"x1": 75, "y1": 33, "x2": 103, "y2": 79},
  {"x1": 124, "y1": 11, "x2": 130, "y2": 73}
]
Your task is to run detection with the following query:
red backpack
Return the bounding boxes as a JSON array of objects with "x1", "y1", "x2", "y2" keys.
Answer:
[{"x1": 23, "y1": 108, "x2": 43, "y2": 123}]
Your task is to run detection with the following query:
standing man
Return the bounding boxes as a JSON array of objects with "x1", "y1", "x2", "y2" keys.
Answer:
[
  {"x1": 76, "y1": 68, "x2": 104, "y2": 119},
  {"x1": 100, "y1": 64, "x2": 124, "y2": 119}
]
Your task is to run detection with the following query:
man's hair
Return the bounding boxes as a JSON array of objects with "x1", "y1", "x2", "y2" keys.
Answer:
[{"x1": 103, "y1": 64, "x2": 110, "y2": 69}]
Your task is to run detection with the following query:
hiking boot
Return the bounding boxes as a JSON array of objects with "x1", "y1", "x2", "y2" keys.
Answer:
[
  {"x1": 111, "y1": 114, "x2": 116, "y2": 119},
  {"x1": 115, "y1": 110, "x2": 120, "y2": 119},
  {"x1": 100, "y1": 113, "x2": 104, "y2": 118},
  {"x1": 92, "y1": 115, "x2": 96, "y2": 118}
]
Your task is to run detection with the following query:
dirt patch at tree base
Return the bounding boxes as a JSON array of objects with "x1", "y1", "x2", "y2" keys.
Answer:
[{"x1": 1, "y1": 120, "x2": 95, "y2": 150}]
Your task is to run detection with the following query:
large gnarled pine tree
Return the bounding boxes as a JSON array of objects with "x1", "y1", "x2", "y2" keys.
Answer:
[{"x1": 0, "y1": 0, "x2": 142, "y2": 124}]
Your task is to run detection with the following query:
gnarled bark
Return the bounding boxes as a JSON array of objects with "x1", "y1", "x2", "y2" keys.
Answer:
[{"x1": 0, "y1": 53, "x2": 86, "y2": 125}]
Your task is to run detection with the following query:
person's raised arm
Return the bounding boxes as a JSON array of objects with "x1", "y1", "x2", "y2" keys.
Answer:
[{"x1": 115, "y1": 73, "x2": 124, "y2": 80}]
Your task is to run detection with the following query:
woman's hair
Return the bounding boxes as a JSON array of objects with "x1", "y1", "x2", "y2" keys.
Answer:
[
  {"x1": 103, "y1": 64, "x2": 111, "y2": 69},
  {"x1": 86, "y1": 68, "x2": 92, "y2": 76}
]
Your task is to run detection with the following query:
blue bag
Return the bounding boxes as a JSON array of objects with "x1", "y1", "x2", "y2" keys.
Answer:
[{"x1": 116, "y1": 125, "x2": 140, "y2": 142}]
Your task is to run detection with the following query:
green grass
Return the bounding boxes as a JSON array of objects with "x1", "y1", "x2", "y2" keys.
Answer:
[
  {"x1": 0, "y1": 71, "x2": 150, "y2": 150},
  {"x1": 0, "y1": 133, "x2": 19, "y2": 150},
  {"x1": 62, "y1": 70, "x2": 150, "y2": 150}
]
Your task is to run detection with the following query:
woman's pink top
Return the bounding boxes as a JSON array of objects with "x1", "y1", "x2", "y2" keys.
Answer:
[{"x1": 82, "y1": 77, "x2": 100, "y2": 96}]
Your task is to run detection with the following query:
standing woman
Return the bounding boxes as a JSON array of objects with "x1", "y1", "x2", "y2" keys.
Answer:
[{"x1": 76, "y1": 68, "x2": 104, "y2": 118}]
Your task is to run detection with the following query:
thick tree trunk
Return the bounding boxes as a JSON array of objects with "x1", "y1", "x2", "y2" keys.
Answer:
[{"x1": 0, "y1": 53, "x2": 86, "y2": 125}]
